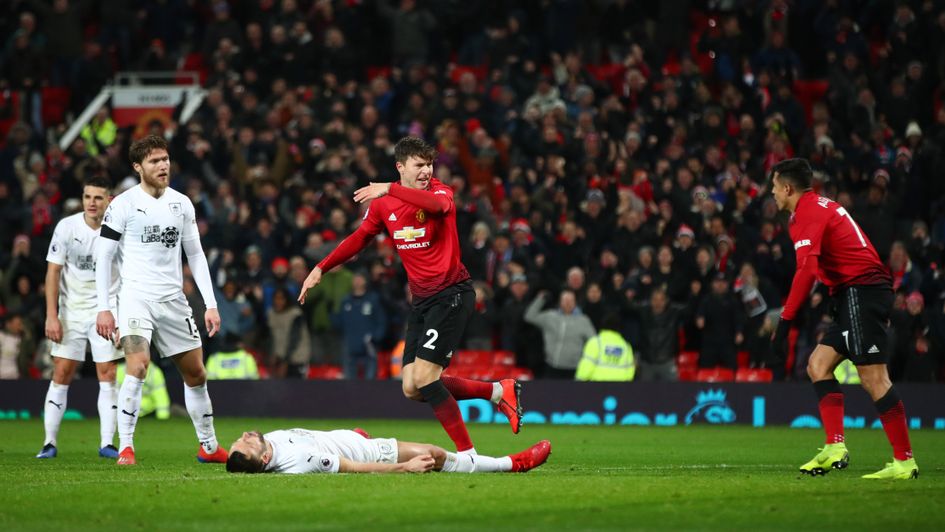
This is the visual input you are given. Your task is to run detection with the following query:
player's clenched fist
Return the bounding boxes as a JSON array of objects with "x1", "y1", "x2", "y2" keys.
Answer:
[{"x1": 297, "y1": 266, "x2": 323, "y2": 304}]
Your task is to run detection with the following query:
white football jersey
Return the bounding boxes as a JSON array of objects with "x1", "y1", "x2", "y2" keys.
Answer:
[
  {"x1": 102, "y1": 185, "x2": 199, "y2": 302},
  {"x1": 46, "y1": 213, "x2": 120, "y2": 321},
  {"x1": 264, "y1": 429, "x2": 388, "y2": 474}
]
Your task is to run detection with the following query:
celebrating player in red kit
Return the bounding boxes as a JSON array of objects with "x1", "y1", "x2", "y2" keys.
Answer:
[
  {"x1": 298, "y1": 137, "x2": 523, "y2": 454},
  {"x1": 769, "y1": 158, "x2": 917, "y2": 479}
]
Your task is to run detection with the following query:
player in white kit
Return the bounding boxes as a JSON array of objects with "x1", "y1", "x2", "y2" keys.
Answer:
[
  {"x1": 94, "y1": 135, "x2": 227, "y2": 465},
  {"x1": 225, "y1": 427, "x2": 551, "y2": 474},
  {"x1": 37, "y1": 176, "x2": 123, "y2": 460}
]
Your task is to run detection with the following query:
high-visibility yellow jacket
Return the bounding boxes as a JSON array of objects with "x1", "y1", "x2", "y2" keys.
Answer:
[
  {"x1": 206, "y1": 349, "x2": 260, "y2": 380},
  {"x1": 576, "y1": 329, "x2": 635, "y2": 382},
  {"x1": 834, "y1": 359, "x2": 861, "y2": 384}
]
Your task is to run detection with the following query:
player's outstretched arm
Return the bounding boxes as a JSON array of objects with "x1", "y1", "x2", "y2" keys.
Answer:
[{"x1": 299, "y1": 225, "x2": 378, "y2": 304}]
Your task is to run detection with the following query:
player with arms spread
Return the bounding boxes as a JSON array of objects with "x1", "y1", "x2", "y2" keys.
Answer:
[
  {"x1": 769, "y1": 158, "x2": 917, "y2": 479},
  {"x1": 37, "y1": 176, "x2": 123, "y2": 460},
  {"x1": 298, "y1": 137, "x2": 523, "y2": 455},
  {"x1": 225, "y1": 427, "x2": 550, "y2": 475},
  {"x1": 94, "y1": 135, "x2": 227, "y2": 466}
]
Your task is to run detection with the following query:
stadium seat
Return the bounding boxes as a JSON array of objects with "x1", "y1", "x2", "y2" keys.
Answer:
[
  {"x1": 493, "y1": 350, "x2": 516, "y2": 367},
  {"x1": 366, "y1": 66, "x2": 392, "y2": 81},
  {"x1": 307, "y1": 365, "x2": 343, "y2": 380},
  {"x1": 676, "y1": 351, "x2": 699, "y2": 369},
  {"x1": 41, "y1": 87, "x2": 71, "y2": 128},
  {"x1": 735, "y1": 368, "x2": 773, "y2": 382},
  {"x1": 449, "y1": 65, "x2": 487, "y2": 84},
  {"x1": 677, "y1": 366, "x2": 698, "y2": 382},
  {"x1": 696, "y1": 367, "x2": 735, "y2": 382},
  {"x1": 453, "y1": 350, "x2": 493, "y2": 368},
  {"x1": 792, "y1": 79, "x2": 829, "y2": 126},
  {"x1": 736, "y1": 350, "x2": 750, "y2": 368}
]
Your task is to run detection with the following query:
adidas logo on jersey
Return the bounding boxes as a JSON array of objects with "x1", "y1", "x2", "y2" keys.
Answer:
[
  {"x1": 867, "y1": 345, "x2": 880, "y2": 354},
  {"x1": 389, "y1": 213, "x2": 397, "y2": 221}
]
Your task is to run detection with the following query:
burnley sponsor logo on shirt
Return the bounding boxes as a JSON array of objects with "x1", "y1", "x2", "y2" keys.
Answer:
[{"x1": 141, "y1": 225, "x2": 180, "y2": 248}]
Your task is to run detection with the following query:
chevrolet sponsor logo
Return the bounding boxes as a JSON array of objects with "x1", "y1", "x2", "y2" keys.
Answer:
[{"x1": 393, "y1": 226, "x2": 426, "y2": 242}]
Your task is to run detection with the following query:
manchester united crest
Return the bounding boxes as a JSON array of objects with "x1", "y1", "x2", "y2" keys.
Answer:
[{"x1": 416, "y1": 209, "x2": 426, "y2": 224}]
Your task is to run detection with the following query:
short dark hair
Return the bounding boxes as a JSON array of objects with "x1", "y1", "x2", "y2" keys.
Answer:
[
  {"x1": 225, "y1": 450, "x2": 266, "y2": 474},
  {"x1": 393, "y1": 136, "x2": 436, "y2": 164},
  {"x1": 82, "y1": 175, "x2": 112, "y2": 192},
  {"x1": 129, "y1": 134, "x2": 169, "y2": 166},
  {"x1": 769, "y1": 158, "x2": 812, "y2": 190}
]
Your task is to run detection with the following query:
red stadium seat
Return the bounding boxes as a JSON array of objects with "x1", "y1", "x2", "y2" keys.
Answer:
[
  {"x1": 307, "y1": 365, "x2": 343, "y2": 380},
  {"x1": 453, "y1": 350, "x2": 493, "y2": 367},
  {"x1": 792, "y1": 79, "x2": 829, "y2": 126},
  {"x1": 696, "y1": 367, "x2": 735, "y2": 382},
  {"x1": 676, "y1": 351, "x2": 699, "y2": 369},
  {"x1": 736, "y1": 368, "x2": 773, "y2": 382},
  {"x1": 449, "y1": 65, "x2": 487, "y2": 84},
  {"x1": 678, "y1": 366, "x2": 698, "y2": 382},
  {"x1": 736, "y1": 350, "x2": 750, "y2": 368},
  {"x1": 493, "y1": 350, "x2": 516, "y2": 367},
  {"x1": 41, "y1": 87, "x2": 71, "y2": 127},
  {"x1": 366, "y1": 66, "x2": 391, "y2": 81}
]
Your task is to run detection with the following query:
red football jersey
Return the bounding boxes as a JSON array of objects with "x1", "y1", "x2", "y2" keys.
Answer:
[
  {"x1": 319, "y1": 179, "x2": 469, "y2": 299},
  {"x1": 789, "y1": 191, "x2": 891, "y2": 290}
]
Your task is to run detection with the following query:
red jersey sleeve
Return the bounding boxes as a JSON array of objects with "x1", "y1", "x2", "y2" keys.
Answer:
[
  {"x1": 388, "y1": 181, "x2": 452, "y2": 214},
  {"x1": 316, "y1": 205, "x2": 384, "y2": 272}
]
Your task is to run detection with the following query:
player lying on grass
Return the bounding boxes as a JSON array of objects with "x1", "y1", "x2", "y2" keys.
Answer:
[{"x1": 225, "y1": 428, "x2": 550, "y2": 474}]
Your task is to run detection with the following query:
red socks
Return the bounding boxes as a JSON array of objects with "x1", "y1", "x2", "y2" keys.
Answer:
[
  {"x1": 818, "y1": 393, "x2": 845, "y2": 445},
  {"x1": 418, "y1": 380, "x2": 474, "y2": 452},
  {"x1": 876, "y1": 389, "x2": 913, "y2": 461},
  {"x1": 441, "y1": 376, "x2": 493, "y2": 401}
]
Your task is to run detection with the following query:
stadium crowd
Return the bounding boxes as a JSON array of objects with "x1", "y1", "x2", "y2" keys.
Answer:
[{"x1": 1, "y1": 0, "x2": 945, "y2": 383}]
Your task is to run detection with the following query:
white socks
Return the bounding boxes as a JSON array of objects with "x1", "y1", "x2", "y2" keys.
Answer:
[
  {"x1": 43, "y1": 382, "x2": 69, "y2": 446},
  {"x1": 117, "y1": 375, "x2": 144, "y2": 451},
  {"x1": 491, "y1": 382, "x2": 503, "y2": 403},
  {"x1": 184, "y1": 382, "x2": 219, "y2": 453},
  {"x1": 98, "y1": 381, "x2": 117, "y2": 449},
  {"x1": 442, "y1": 452, "x2": 513, "y2": 473}
]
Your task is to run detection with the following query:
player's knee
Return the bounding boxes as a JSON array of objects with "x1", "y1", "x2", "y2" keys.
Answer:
[
  {"x1": 127, "y1": 360, "x2": 149, "y2": 380},
  {"x1": 428, "y1": 446, "x2": 447, "y2": 467},
  {"x1": 186, "y1": 367, "x2": 208, "y2": 386},
  {"x1": 402, "y1": 383, "x2": 422, "y2": 401},
  {"x1": 97, "y1": 364, "x2": 118, "y2": 382},
  {"x1": 806, "y1": 358, "x2": 830, "y2": 381}
]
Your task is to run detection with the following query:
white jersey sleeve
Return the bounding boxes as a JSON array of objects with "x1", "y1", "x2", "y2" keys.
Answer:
[
  {"x1": 182, "y1": 200, "x2": 199, "y2": 242},
  {"x1": 47, "y1": 221, "x2": 69, "y2": 266},
  {"x1": 50, "y1": 213, "x2": 120, "y2": 321}
]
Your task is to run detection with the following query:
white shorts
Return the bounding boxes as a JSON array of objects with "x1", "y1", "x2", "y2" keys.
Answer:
[
  {"x1": 329, "y1": 430, "x2": 399, "y2": 464},
  {"x1": 117, "y1": 292, "x2": 202, "y2": 357},
  {"x1": 51, "y1": 318, "x2": 122, "y2": 363}
]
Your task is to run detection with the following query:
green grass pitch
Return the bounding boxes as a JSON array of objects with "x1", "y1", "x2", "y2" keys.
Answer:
[{"x1": 1, "y1": 417, "x2": 942, "y2": 531}]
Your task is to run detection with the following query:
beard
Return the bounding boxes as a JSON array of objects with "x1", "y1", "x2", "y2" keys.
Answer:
[{"x1": 141, "y1": 170, "x2": 168, "y2": 190}]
